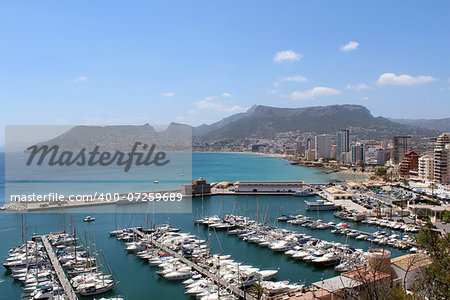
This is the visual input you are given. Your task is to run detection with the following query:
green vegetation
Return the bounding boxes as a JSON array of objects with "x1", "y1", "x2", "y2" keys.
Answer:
[
  {"x1": 415, "y1": 198, "x2": 440, "y2": 206},
  {"x1": 442, "y1": 210, "x2": 450, "y2": 223},
  {"x1": 393, "y1": 200, "x2": 407, "y2": 208},
  {"x1": 415, "y1": 225, "x2": 450, "y2": 299},
  {"x1": 248, "y1": 283, "x2": 264, "y2": 300},
  {"x1": 375, "y1": 167, "x2": 388, "y2": 176}
]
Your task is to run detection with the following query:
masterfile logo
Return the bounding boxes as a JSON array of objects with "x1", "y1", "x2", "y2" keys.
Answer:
[
  {"x1": 4, "y1": 125, "x2": 193, "y2": 213},
  {"x1": 25, "y1": 142, "x2": 170, "y2": 172}
]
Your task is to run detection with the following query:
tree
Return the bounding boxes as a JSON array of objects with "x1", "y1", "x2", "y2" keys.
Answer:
[
  {"x1": 248, "y1": 282, "x2": 264, "y2": 300},
  {"x1": 375, "y1": 167, "x2": 388, "y2": 176},
  {"x1": 442, "y1": 210, "x2": 450, "y2": 223},
  {"x1": 415, "y1": 224, "x2": 450, "y2": 299}
]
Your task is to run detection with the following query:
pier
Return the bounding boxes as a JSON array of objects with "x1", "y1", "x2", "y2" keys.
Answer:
[
  {"x1": 130, "y1": 228, "x2": 256, "y2": 300},
  {"x1": 41, "y1": 235, "x2": 78, "y2": 300}
]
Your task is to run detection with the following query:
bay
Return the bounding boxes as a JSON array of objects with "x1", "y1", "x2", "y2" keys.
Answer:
[{"x1": 0, "y1": 152, "x2": 405, "y2": 300}]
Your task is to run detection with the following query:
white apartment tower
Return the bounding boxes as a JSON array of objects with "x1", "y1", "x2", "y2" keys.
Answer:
[
  {"x1": 433, "y1": 133, "x2": 450, "y2": 184},
  {"x1": 418, "y1": 155, "x2": 433, "y2": 182}
]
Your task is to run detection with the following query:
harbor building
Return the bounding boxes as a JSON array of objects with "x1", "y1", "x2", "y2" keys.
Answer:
[
  {"x1": 399, "y1": 151, "x2": 419, "y2": 178},
  {"x1": 315, "y1": 134, "x2": 330, "y2": 160},
  {"x1": 181, "y1": 177, "x2": 211, "y2": 196},
  {"x1": 391, "y1": 254, "x2": 433, "y2": 291},
  {"x1": 408, "y1": 204, "x2": 448, "y2": 223},
  {"x1": 336, "y1": 129, "x2": 350, "y2": 162},
  {"x1": 234, "y1": 180, "x2": 305, "y2": 194},
  {"x1": 392, "y1": 136, "x2": 411, "y2": 165},
  {"x1": 323, "y1": 187, "x2": 353, "y2": 200}
]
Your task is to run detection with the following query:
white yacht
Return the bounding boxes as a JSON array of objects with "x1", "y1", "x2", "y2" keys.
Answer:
[{"x1": 305, "y1": 200, "x2": 340, "y2": 211}]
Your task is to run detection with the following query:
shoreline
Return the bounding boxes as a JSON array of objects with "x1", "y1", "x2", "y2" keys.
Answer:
[{"x1": 203, "y1": 150, "x2": 375, "y2": 180}]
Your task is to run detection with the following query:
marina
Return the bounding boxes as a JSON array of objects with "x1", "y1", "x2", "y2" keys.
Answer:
[
  {"x1": 0, "y1": 153, "x2": 435, "y2": 299},
  {"x1": 41, "y1": 235, "x2": 78, "y2": 300},
  {"x1": 111, "y1": 225, "x2": 306, "y2": 299}
]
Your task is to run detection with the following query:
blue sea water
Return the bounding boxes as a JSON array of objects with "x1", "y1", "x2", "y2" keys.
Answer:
[{"x1": 0, "y1": 152, "x2": 405, "y2": 299}]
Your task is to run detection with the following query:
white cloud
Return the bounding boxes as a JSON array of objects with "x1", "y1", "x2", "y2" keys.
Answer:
[
  {"x1": 266, "y1": 89, "x2": 278, "y2": 94},
  {"x1": 221, "y1": 93, "x2": 233, "y2": 97},
  {"x1": 188, "y1": 110, "x2": 198, "y2": 114},
  {"x1": 361, "y1": 96, "x2": 369, "y2": 101},
  {"x1": 161, "y1": 92, "x2": 174, "y2": 97},
  {"x1": 204, "y1": 96, "x2": 217, "y2": 101},
  {"x1": 274, "y1": 75, "x2": 308, "y2": 87},
  {"x1": 194, "y1": 99, "x2": 247, "y2": 113},
  {"x1": 290, "y1": 86, "x2": 341, "y2": 101},
  {"x1": 340, "y1": 41, "x2": 359, "y2": 52},
  {"x1": 346, "y1": 83, "x2": 371, "y2": 90},
  {"x1": 73, "y1": 76, "x2": 87, "y2": 82},
  {"x1": 273, "y1": 50, "x2": 302, "y2": 63},
  {"x1": 377, "y1": 73, "x2": 436, "y2": 86}
]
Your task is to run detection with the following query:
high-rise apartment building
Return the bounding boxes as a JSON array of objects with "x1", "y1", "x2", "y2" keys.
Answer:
[
  {"x1": 365, "y1": 146, "x2": 385, "y2": 165},
  {"x1": 315, "y1": 134, "x2": 330, "y2": 160},
  {"x1": 393, "y1": 136, "x2": 411, "y2": 165},
  {"x1": 336, "y1": 129, "x2": 350, "y2": 162},
  {"x1": 418, "y1": 155, "x2": 433, "y2": 182},
  {"x1": 433, "y1": 133, "x2": 450, "y2": 184},
  {"x1": 351, "y1": 144, "x2": 365, "y2": 164},
  {"x1": 399, "y1": 151, "x2": 419, "y2": 178}
]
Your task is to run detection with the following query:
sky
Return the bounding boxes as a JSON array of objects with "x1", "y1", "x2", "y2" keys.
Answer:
[{"x1": 1, "y1": 0, "x2": 450, "y2": 142}]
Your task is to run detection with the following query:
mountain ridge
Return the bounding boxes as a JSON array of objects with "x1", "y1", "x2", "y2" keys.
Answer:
[
  {"x1": 388, "y1": 118, "x2": 450, "y2": 132},
  {"x1": 194, "y1": 104, "x2": 439, "y2": 140}
]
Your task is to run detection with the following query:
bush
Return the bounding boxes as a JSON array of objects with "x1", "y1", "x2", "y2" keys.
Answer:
[
  {"x1": 375, "y1": 167, "x2": 388, "y2": 176},
  {"x1": 442, "y1": 210, "x2": 450, "y2": 223}
]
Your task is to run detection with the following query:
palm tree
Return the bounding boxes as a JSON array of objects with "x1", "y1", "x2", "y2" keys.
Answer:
[{"x1": 248, "y1": 282, "x2": 265, "y2": 300}]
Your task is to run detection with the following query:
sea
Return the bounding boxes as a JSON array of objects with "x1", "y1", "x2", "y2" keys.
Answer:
[{"x1": 0, "y1": 152, "x2": 409, "y2": 299}]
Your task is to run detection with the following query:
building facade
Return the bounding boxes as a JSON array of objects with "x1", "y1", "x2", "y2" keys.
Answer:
[
  {"x1": 365, "y1": 146, "x2": 385, "y2": 165},
  {"x1": 418, "y1": 155, "x2": 433, "y2": 182},
  {"x1": 393, "y1": 136, "x2": 411, "y2": 165},
  {"x1": 336, "y1": 129, "x2": 350, "y2": 162},
  {"x1": 433, "y1": 133, "x2": 450, "y2": 184},
  {"x1": 399, "y1": 151, "x2": 419, "y2": 178},
  {"x1": 315, "y1": 134, "x2": 330, "y2": 160},
  {"x1": 351, "y1": 144, "x2": 365, "y2": 164}
]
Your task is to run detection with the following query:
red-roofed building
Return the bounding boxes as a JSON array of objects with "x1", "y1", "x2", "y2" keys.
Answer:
[{"x1": 399, "y1": 151, "x2": 419, "y2": 178}]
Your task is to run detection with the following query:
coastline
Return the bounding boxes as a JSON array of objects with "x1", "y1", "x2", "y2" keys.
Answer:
[{"x1": 202, "y1": 150, "x2": 374, "y2": 180}]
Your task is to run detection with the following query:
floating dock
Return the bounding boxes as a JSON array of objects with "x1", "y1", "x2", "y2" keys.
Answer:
[
  {"x1": 41, "y1": 235, "x2": 78, "y2": 300},
  {"x1": 130, "y1": 228, "x2": 256, "y2": 300}
]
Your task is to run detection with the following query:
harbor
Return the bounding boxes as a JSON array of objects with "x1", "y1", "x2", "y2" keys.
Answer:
[
  {"x1": 41, "y1": 235, "x2": 78, "y2": 300},
  {"x1": 0, "y1": 152, "x2": 443, "y2": 299}
]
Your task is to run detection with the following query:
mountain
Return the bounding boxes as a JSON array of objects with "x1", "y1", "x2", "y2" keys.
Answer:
[
  {"x1": 389, "y1": 118, "x2": 450, "y2": 133},
  {"x1": 196, "y1": 104, "x2": 439, "y2": 140},
  {"x1": 31, "y1": 123, "x2": 192, "y2": 152},
  {"x1": 193, "y1": 105, "x2": 257, "y2": 136}
]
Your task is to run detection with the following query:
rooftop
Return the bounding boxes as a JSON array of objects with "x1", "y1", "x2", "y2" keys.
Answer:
[
  {"x1": 408, "y1": 204, "x2": 449, "y2": 212},
  {"x1": 343, "y1": 267, "x2": 391, "y2": 282},
  {"x1": 324, "y1": 187, "x2": 353, "y2": 197},
  {"x1": 312, "y1": 276, "x2": 361, "y2": 293},
  {"x1": 391, "y1": 254, "x2": 433, "y2": 271}
]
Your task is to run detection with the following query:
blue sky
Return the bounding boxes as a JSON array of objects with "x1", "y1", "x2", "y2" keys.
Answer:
[{"x1": 1, "y1": 0, "x2": 450, "y2": 138}]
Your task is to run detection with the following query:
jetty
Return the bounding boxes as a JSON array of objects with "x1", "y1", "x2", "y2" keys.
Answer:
[
  {"x1": 41, "y1": 235, "x2": 78, "y2": 300},
  {"x1": 130, "y1": 228, "x2": 256, "y2": 300}
]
